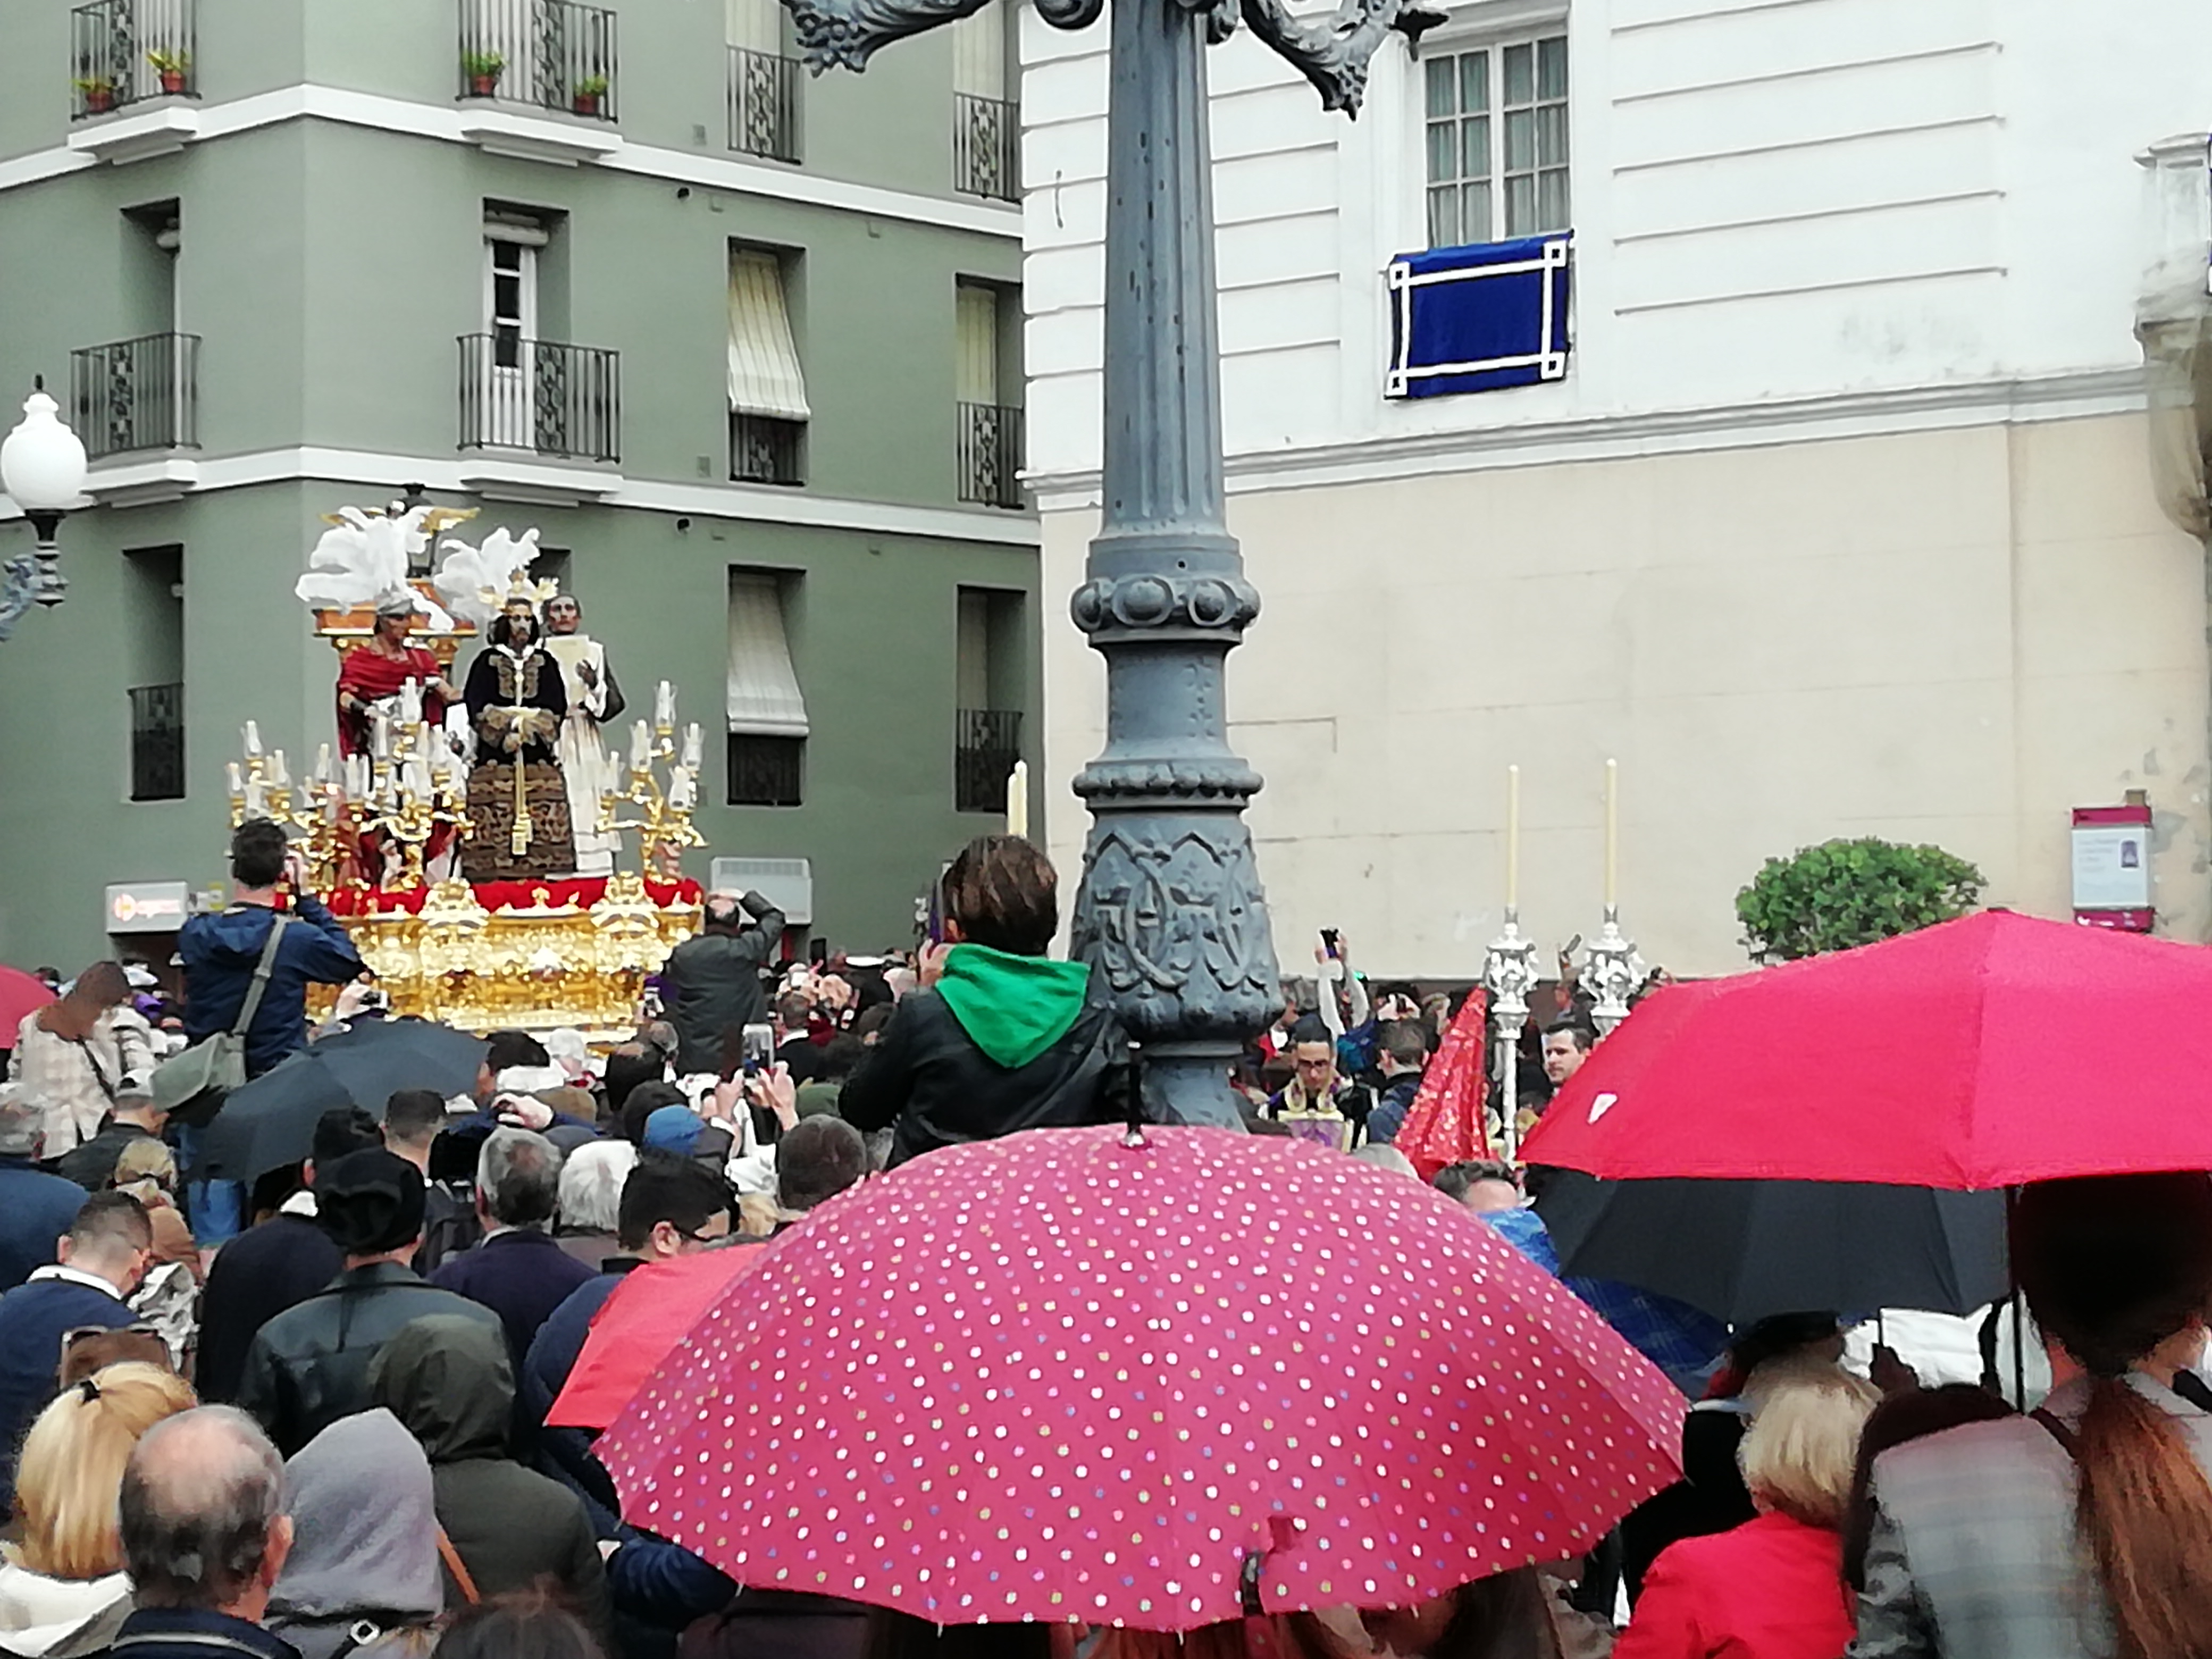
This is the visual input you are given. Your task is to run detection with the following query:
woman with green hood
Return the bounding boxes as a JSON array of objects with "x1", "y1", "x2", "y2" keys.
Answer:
[{"x1": 837, "y1": 836, "x2": 1129, "y2": 1167}]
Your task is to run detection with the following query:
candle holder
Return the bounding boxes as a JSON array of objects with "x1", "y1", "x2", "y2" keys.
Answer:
[
  {"x1": 1582, "y1": 907, "x2": 1646, "y2": 1036},
  {"x1": 1481, "y1": 914, "x2": 1541, "y2": 1160},
  {"x1": 599, "y1": 696, "x2": 706, "y2": 883}
]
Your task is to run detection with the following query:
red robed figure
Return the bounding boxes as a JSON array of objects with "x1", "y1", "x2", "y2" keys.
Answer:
[{"x1": 335, "y1": 643, "x2": 448, "y2": 757}]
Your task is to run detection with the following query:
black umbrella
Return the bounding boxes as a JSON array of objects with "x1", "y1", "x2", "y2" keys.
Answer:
[
  {"x1": 199, "y1": 1018, "x2": 489, "y2": 1181},
  {"x1": 1532, "y1": 1168, "x2": 2009, "y2": 1327}
]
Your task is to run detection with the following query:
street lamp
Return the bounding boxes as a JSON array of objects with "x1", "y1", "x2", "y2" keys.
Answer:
[
  {"x1": 0, "y1": 379, "x2": 89, "y2": 642},
  {"x1": 780, "y1": 0, "x2": 1438, "y2": 1121}
]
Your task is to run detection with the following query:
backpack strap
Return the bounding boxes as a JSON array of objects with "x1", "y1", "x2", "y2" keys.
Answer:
[
  {"x1": 230, "y1": 914, "x2": 291, "y2": 1039},
  {"x1": 2031, "y1": 1405, "x2": 2081, "y2": 1459},
  {"x1": 438, "y1": 1527, "x2": 481, "y2": 1605}
]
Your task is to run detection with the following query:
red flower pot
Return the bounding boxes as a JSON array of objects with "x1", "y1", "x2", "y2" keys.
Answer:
[
  {"x1": 83, "y1": 87, "x2": 113, "y2": 113},
  {"x1": 158, "y1": 71, "x2": 185, "y2": 94},
  {"x1": 470, "y1": 73, "x2": 499, "y2": 96},
  {"x1": 573, "y1": 93, "x2": 601, "y2": 116}
]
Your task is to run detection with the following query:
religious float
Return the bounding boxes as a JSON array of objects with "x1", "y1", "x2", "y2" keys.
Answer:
[{"x1": 225, "y1": 500, "x2": 706, "y2": 1041}]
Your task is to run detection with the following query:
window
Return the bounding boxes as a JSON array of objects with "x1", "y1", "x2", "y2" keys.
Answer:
[
  {"x1": 956, "y1": 281, "x2": 1024, "y2": 507},
  {"x1": 726, "y1": 0, "x2": 799, "y2": 161},
  {"x1": 952, "y1": 0, "x2": 1017, "y2": 200},
  {"x1": 727, "y1": 569, "x2": 807, "y2": 806},
  {"x1": 727, "y1": 247, "x2": 808, "y2": 485},
  {"x1": 954, "y1": 588, "x2": 1025, "y2": 811},
  {"x1": 125, "y1": 544, "x2": 185, "y2": 802},
  {"x1": 1424, "y1": 33, "x2": 1568, "y2": 250}
]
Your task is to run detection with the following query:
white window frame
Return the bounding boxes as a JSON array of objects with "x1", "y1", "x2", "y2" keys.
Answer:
[{"x1": 1419, "y1": 22, "x2": 1570, "y2": 253}]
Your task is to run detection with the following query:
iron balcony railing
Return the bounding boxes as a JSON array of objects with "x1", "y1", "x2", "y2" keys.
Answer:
[
  {"x1": 731, "y1": 414, "x2": 804, "y2": 485},
  {"x1": 457, "y1": 0, "x2": 617, "y2": 121},
  {"x1": 71, "y1": 333, "x2": 199, "y2": 460},
  {"x1": 954, "y1": 708, "x2": 1023, "y2": 812},
  {"x1": 71, "y1": 0, "x2": 197, "y2": 119},
  {"x1": 728, "y1": 734, "x2": 805, "y2": 807},
  {"x1": 953, "y1": 93, "x2": 1018, "y2": 202},
  {"x1": 129, "y1": 683, "x2": 186, "y2": 802},
  {"x1": 458, "y1": 334, "x2": 621, "y2": 464},
  {"x1": 728, "y1": 47, "x2": 800, "y2": 163},
  {"x1": 957, "y1": 401, "x2": 1024, "y2": 508}
]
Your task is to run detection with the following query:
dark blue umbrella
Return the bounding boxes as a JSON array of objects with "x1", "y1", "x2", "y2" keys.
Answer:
[{"x1": 199, "y1": 1017, "x2": 488, "y2": 1180}]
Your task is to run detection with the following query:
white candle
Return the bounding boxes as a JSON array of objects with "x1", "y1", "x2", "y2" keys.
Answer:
[
  {"x1": 445, "y1": 704, "x2": 469, "y2": 740},
  {"x1": 314, "y1": 743, "x2": 332, "y2": 784},
  {"x1": 668, "y1": 766, "x2": 696, "y2": 812},
  {"x1": 371, "y1": 713, "x2": 391, "y2": 762},
  {"x1": 655, "y1": 680, "x2": 674, "y2": 728},
  {"x1": 398, "y1": 678, "x2": 422, "y2": 726},
  {"x1": 1006, "y1": 760, "x2": 1029, "y2": 839},
  {"x1": 404, "y1": 759, "x2": 430, "y2": 798},
  {"x1": 270, "y1": 749, "x2": 290, "y2": 787},
  {"x1": 1505, "y1": 764, "x2": 1521, "y2": 915},
  {"x1": 1604, "y1": 757, "x2": 1619, "y2": 912},
  {"x1": 244, "y1": 777, "x2": 267, "y2": 816},
  {"x1": 242, "y1": 720, "x2": 262, "y2": 756},
  {"x1": 604, "y1": 751, "x2": 623, "y2": 793},
  {"x1": 227, "y1": 761, "x2": 245, "y2": 799},
  {"x1": 681, "y1": 722, "x2": 702, "y2": 769},
  {"x1": 631, "y1": 719, "x2": 650, "y2": 768}
]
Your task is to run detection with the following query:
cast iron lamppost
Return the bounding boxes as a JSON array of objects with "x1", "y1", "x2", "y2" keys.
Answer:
[
  {"x1": 0, "y1": 380, "x2": 89, "y2": 643},
  {"x1": 781, "y1": 0, "x2": 1440, "y2": 1122}
]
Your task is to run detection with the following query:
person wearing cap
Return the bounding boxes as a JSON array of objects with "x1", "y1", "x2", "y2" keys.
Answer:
[
  {"x1": 336, "y1": 592, "x2": 456, "y2": 759},
  {"x1": 54, "y1": 1069, "x2": 169, "y2": 1193},
  {"x1": 234, "y1": 1149, "x2": 504, "y2": 1456}
]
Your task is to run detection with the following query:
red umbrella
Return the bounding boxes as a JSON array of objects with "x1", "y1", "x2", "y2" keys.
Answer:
[
  {"x1": 0, "y1": 967, "x2": 54, "y2": 1046},
  {"x1": 1520, "y1": 909, "x2": 2212, "y2": 1189},
  {"x1": 600, "y1": 1125, "x2": 1684, "y2": 1631},
  {"x1": 1394, "y1": 989, "x2": 1491, "y2": 1179},
  {"x1": 546, "y1": 1243, "x2": 769, "y2": 1430}
]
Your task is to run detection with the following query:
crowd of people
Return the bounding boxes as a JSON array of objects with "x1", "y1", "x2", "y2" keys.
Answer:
[{"x1": 1, "y1": 824, "x2": 2210, "y2": 1659}]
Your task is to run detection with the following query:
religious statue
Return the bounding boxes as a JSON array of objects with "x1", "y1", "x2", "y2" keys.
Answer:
[
  {"x1": 542, "y1": 592, "x2": 627, "y2": 877},
  {"x1": 292, "y1": 502, "x2": 464, "y2": 757},
  {"x1": 460, "y1": 593, "x2": 575, "y2": 881},
  {"x1": 337, "y1": 594, "x2": 458, "y2": 758}
]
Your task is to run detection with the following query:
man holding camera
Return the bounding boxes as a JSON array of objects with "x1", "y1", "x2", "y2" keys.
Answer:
[{"x1": 661, "y1": 889, "x2": 788, "y2": 1077}]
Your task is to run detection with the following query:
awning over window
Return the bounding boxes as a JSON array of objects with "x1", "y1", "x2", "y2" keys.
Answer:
[
  {"x1": 727, "y1": 571, "x2": 809, "y2": 736},
  {"x1": 952, "y1": 0, "x2": 1006, "y2": 99},
  {"x1": 728, "y1": 250, "x2": 811, "y2": 421}
]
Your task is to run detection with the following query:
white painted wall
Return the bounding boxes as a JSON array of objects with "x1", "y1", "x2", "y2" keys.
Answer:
[{"x1": 1021, "y1": 0, "x2": 2212, "y2": 483}]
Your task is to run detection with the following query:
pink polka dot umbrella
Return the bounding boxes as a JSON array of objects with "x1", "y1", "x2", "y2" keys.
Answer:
[{"x1": 599, "y1": 1125, "x2": 1686, "y2": 1631}]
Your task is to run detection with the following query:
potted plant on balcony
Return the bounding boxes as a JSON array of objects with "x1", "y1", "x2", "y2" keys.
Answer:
[
  {"x1": 146, "y1": 48, "x2": 190, "y2": 95},
  {"x1": 462, "y1": 49, "x2": 505, "y2": 97},
  {"x1": 571, "y1": 74, "x2": 608, "y2": 116},
  {"x1": 73, "y1": 74, "x2": 115, "y2": 114}
]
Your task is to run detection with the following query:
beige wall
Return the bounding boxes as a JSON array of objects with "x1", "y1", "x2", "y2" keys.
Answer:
[{"x1": 1040, "y1": 413, "x2": 2212, "y2": 979}]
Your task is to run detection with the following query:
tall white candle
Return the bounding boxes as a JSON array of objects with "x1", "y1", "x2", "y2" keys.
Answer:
[
  {"x1": 668, "y1": 766, "x2": 696, "y2": 812},
  {"x1": 371, "y1": 713, "x2": 391, "y2": 762},
  {"x1": 1505, "y1": 764, "x2": 1521, "y2": 915},
  {"x1": 314, "y1": 743, "x2": 333, "y2": 784},
  {"x1": 1604, "y1": 757, "x2": 1619, "y2": 912},
  {"x1": 681, "y1": 722, "x2": 702, "y2": 770},
  {"x1": 655, "y1": 680, "x2": 674, "y2": 728},
  {"x1": 1006, "y1": 760, "x2": 1029, "y2": 839},
  {"x1": 242, "y1": 720, "x2": 262, "y2": 757},
  {"x1": 227, "y1": 761, "x2": 245, "y2": 799},
  {"x1": 270, "y1": 749, "x2": 290, "y2": 787},
  {"x1": 631, "y1": 719, "x2": 651, "y2": 768},
  {"x1": 398, "y1": 678, "x2": 422, "y2": 726}
]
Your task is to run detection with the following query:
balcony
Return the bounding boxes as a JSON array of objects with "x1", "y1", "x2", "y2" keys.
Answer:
[
  {"x1": 71, "y1": 0, "x2": 197, "y2": 118},
  {"x1": 129, "y1": 683, "x2": 186, "y2": 803},
  {"x1": 955, "y1": 708, "x2": 1022, "y2": 813},
  {"x1": 731, "y1": 414, "x2": 805, "y2": 487},
  {"x1": 953, "y1": 93, "x2": 1018, "y2": 203},
  {"x1": 728, "y1": 47, "x2": 800, "y2": 164},
  {"x1": 957, "y1": 403, "x2": 1024, "y2": 508},
  {"x1": 72, "y1": 333, "x2": 198, "y2": 461},
  {"x1": 458, "y1": 334, "x2": 621, "y2": 502},
  {"x1": 456, "y1": 0, "x2": 619, "y2": 162}
]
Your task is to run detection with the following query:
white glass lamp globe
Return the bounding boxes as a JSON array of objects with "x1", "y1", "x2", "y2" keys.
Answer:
[{"x1": 0, "y1": 390, "x2": 89, "y2": 513}]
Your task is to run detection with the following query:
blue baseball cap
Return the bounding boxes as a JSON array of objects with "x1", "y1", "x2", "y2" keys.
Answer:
[{"x1": 642, "y1": 1104, "x2": 707, "y2": 1155}]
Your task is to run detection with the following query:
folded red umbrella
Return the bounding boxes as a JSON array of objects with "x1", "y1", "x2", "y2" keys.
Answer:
[
  {"x1": 0, "y1": 967, "x2": 55, "y2": 1045},
  {"x1": 600, "y1": 1124, "x2": 1684, "y2": 1631},
  {"x1": 1520, "y1": 909, "x2": 2212, "y2": 1189},
  {"x1": 546, "y1": 1243, "x2": 769, "y2": 1429},
  {"x1": 1394, "y1": 988, "x2": 1490, "y2": 1179}
]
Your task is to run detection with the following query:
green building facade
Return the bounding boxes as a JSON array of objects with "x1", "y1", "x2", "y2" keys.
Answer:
[{"x1": 0, "y1": 0, "x2": 1036, "y2": 971}]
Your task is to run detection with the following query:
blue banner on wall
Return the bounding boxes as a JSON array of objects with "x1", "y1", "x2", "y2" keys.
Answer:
[{"x1": 1385, "y1": 233, "x2": 1572, "y2": 399}]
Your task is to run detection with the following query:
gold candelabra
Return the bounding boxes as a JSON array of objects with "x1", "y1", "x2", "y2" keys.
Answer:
[
  {"x1": 225, "y1": 722, "x2": 359, "y2": 893},
  {"x1": 599, "y1": 678, "x2": 706, "y2": 883}
]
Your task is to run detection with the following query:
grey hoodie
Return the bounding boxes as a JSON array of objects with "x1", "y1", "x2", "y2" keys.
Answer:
[{"x1": 267, "y1": 1409, "x2": 442, "y2": 1659}]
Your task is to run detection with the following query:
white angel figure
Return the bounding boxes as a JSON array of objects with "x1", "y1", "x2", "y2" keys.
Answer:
[
  {"x1": 433, "y1": 525, "x2": 546, "y2": 627},
  {"x1": 294, "y1": 505, "x2": 455, "y2": 629}
]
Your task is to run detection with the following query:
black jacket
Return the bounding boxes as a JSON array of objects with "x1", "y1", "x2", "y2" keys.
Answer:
[
  {"x1": 839, "y1": 986, "x2": 1128, "y2": 1167},
  {"x1": 370, "y1": 1313, "x2": 612, "y2": 1637},
  {"x1": 662, "y1": 892, "x2": 787, "y2": 1075},
  {"x1": 195, "y1": 1212, "x2": 341, "y2": 1404},
  {"x1": 234, "y1": 1261, "x2": 506, "y2": 1455}
]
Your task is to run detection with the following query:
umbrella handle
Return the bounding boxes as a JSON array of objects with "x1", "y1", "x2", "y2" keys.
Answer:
[
  {"x1": 1118, "y1": 1040, "x2": 1146, "y2": 1145},
  {"x1": 1239, "y1": 1548, "x2": 1266, "y2": 1616}
]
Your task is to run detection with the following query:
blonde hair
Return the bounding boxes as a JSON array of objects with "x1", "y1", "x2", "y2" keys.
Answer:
[
  {"x1": 1739, "y1": 1363, "x2": 1879, "y2": 1530},
  {"x1": 736, "y1": 1192, "x2": 781, "y2": 1238},
  {"x1": 14, "y1": 1362, "x2": 197, "y2": 1579}
]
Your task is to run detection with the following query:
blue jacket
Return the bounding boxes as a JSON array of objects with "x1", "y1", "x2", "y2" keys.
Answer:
[
  {"x1": 180, "y1": 898, "x2": 366, "y2": 1079},
  {"x1": 431, "y1": 1228, "x2": 599, "y2": 1372},
  {"x1": 0, "y1": 1271, "x2": 136, "y2": 1512},
  {"x1": 0, "y1": 1155, "x2": 88, "y2": 1291},
  {"x1": 106, "y1": 1604, "x2": 301, "y2": 1659},
  {"x1": 522, "y1": 1267, "x2": 630, "y2": 1526}
]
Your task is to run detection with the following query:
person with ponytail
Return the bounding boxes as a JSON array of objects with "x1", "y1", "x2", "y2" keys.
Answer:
[{"x1": 1850, "y1": 1171, "x2": 2212, "y2": 1659}]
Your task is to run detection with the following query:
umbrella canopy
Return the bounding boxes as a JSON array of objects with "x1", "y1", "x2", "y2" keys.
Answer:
[
  {"x1": 1519, "y1": 910, "x2": 2212, "y2": 1189},
  {"x1": 1532, "y1": 1170, "x2": 2008, "y2": 1326},
  {"x1": 1393, "y1": 989, "x2": 1490, "y2": 1179},
  {"x1": 546, "y1": 1243, "x2": 769, "y2": 1430},
  {"x1": 600, "y1": 1125, "x2": 1685, "y2": 1631},
  {"x1": 0, "y1": 967, "x2": 55, "y2": 1045},
  {"x1": 199, "y1": 1018, "x2": 488, "y2": 1179}
]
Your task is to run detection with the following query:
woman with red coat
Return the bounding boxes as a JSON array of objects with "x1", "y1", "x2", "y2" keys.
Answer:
[{"x1": 1613, "y1": 1362, "x2": 1879, "y2": 1659}]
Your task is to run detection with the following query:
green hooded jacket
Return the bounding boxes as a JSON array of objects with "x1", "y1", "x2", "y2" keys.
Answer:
[{"x1": 935, "y1": 943, "x2": 1094, "y2": 1070}]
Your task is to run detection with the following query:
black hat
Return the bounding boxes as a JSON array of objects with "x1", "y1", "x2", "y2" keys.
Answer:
[{"x1": 315, "y1": 1149, "x2": 427, "y2": 1256}]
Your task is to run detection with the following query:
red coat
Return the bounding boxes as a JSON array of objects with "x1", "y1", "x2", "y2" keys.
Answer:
[{"x1": 1612, "y1": 1511, "x2": 1854, "y2": 1659}]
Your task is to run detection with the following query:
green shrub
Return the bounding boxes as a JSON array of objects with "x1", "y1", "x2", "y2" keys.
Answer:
[{"x1": 1736, "y1": 836, "x2": 1984, "y2": 963}]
